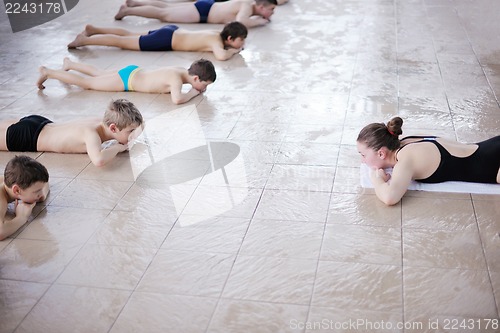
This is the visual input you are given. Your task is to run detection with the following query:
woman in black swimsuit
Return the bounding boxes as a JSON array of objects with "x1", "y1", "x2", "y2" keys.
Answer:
[{"x1": 356, "y1": 117, "x2": 500, "y2": 205}]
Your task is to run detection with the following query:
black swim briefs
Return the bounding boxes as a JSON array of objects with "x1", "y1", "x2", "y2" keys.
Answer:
[{"x1": 6, "y1": 115, "x2": 53, "y2": 152}]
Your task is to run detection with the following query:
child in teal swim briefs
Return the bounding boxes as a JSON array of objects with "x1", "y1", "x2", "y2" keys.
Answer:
[{"x1": 36, "y1": 57, "x2": 216, "y2": 105}]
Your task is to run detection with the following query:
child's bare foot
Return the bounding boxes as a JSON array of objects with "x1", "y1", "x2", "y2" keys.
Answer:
[
  {"x1": 67, "y1": 33, "x2": 86, "y2": 49},
  {"x1": 37, "y1": 66, "x2": 48, "y2": 90},
  {"x1": 126, "y1": 0, "x2": 140, "y2": 7},
  {"x1": 114, "y1": 4, "x2": 127, "y2": 20},
  {"x1": 84, "y1": 24, "x2": 98, "y2": 36},
  {"x1": 62, "y1": 57, "x2": 72, "y2": 71}
]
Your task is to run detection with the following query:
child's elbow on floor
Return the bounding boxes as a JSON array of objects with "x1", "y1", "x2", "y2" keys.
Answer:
[
  {"x1": 92, "y1": 158, "x2": 106, "y2": 167},
  {"x1": 171, "y1": 98, "x2": 183, "y2": 105},
  {"x1": 0, "y1": 227, "x2": 8, "y2": 241},
  {"x1": 380, "y1": 195, "x2": 401, "y2": 206}
]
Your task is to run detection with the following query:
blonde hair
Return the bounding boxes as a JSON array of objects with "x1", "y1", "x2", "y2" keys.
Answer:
[{"x1": 103, "y1": 99, "x2": 143, "y2": 130}]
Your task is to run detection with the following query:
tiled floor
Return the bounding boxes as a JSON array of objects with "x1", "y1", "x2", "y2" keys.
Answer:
[{"x1": 0, "y1": 0, "x2": 499, "y2": 332}]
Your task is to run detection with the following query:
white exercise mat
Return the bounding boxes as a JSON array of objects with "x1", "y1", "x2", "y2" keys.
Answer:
[{"x1": 360, "y1": 163, "x2": 500, "y2": 195}]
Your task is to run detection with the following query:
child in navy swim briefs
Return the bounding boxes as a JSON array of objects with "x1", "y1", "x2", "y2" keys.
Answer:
[
  {"x1": 67, "y1": 22, "x2": 248, "y2": 61},
  {"x1": 114, "y1": 0, "x2": 277, "y2": 29}
]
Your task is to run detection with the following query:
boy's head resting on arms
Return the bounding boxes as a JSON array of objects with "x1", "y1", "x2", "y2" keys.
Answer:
[
  {"x1": 188, "y1": 59, "x2": 217, "y2": 92},
  {"x1": 104, "y1": 99, "x2": 144, "y2": 145},
  {"x1": 356, "y1": 117, "x2": 403, "y2": 169},
  {"x1": 220, "y1": 21, "x2": 248, "y2": 49},
  {"x1": 4, "y1": 155, "x2": 49, "y2": 204},
  {"x1": 255, "y1": 0, "x2": 278, "y2": 20}
]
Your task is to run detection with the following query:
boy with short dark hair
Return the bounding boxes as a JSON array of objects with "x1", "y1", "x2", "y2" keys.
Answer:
[
  {"x1": 115, "y1": 0, "x2": 278, "y2": 28},
  {"x1": 37, "y1": 58, "x2": 216, "y2": 105},
  {"x1": 68, "y1": 21, "x2": 248, "y2": 61},
  {"x1": 0, "y1": 155, "x2": 49, "y2": 241}
]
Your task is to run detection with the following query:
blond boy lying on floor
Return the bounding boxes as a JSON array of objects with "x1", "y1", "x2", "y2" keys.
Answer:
[{"x1": 0, "y1": 99, "x2": 144, "y2": 167}]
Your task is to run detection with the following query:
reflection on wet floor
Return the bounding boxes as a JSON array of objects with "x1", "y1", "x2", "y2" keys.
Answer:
[{"x1": 0, "y1": 0, "x2": 500, "y2": 332}]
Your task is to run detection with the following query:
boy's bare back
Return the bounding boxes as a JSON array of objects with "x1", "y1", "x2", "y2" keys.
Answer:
[
  {"x1": 208, "y1": 0, "x2": 251, "y2": 23},
  {"x1": 130, "y1": 67, "x2": 186, "y2": 93},
  {"x1": 37, "y1": 118, "x2": 104, "y2": 153},
  {"x1": 172, "y1": 29, "x2": 222, "y2": 52}
]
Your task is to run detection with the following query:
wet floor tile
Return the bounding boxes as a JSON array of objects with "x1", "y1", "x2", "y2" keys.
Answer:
[
  {"x1": 239, "y1": 219, "x2": 324, "y2": 259},
  {"x1": 276, "y1": 142, "x2": 339, "y2": 166},
  {"x1": 18, "y1": 206, "x2": 109, "y2": 243},
  {"x1": 88, "y1": 210, "x2": 175, "y2": 248},
  {"x1": 199, "y1": 162, "x2": 273, "y2": 189},
  {"x1": 56, "y1": 244, "x2": 157, "y2": 289},
  {"x1": 111, "y1": 293, "x2": 217, "y2": 333},
  {"x1": 35, "y1": 153, "x2": 90, "y2": 178},
  {"x1": 0, "y1": 239, "x2": 82, "y2": 283},
  {"x1": 331, "y1": 166, "x2": 365, "y2": 194},
  {"x1": 284, "y1": 123, "x2": 343, "y2": 144},
  {"x1": 114, "y1": 182, "x2": 196, "y2": 216},
  {"x1": 403, "y1": 227, "x2": 487, "y2": 270},
  {"x1": 254, "y1": 189, "x2": 330, "y2": 222},
  {"x1": 403, "y1": 267, "x2": 497, "y2": 319},
  {"x1": 266, "y1": 164, "x2": 335, "y2": 192},
  {"x1": 401, "y1": 197, "x2": 475, "y2": 230},
  {"x1": 137, "y1": 250, "x2": 235, "y2": 297},
  {"x1": 473, "y1": 200, "x2": 500, "y2": 272},
  {"x1": 328, "y1": 193, "x2": 401, "y2": 227},
  {"x1": 0, "y1": 280, "x2": 49, "y2": 333},
  {"x1": 223, "y1": 256, "x2": 316, "y2": 304},
  {"x1": 49, "y1": 179, "x2": 133, "y2": 210},
  {"x1": 490, "y1": 270, "x2": 500, "y2": 317},
  {"x1": 182, "y1": 186, "x2": 263, "y2": 218},
  {"x1": 312, "y1": 261, "x2": 402, "y2": 312},
  {"x1": 163, "y1": 215, "x2": 250, "y2": 253},
  {"x1": 15, "y1": 285, "x2": 130, "y2": 333},
  {"x1": 321, "y1": 224, "x2": 401, "y2": 266},
  {"x1": 208, "y1": 299, "x2": 309, "y2": 333}
]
